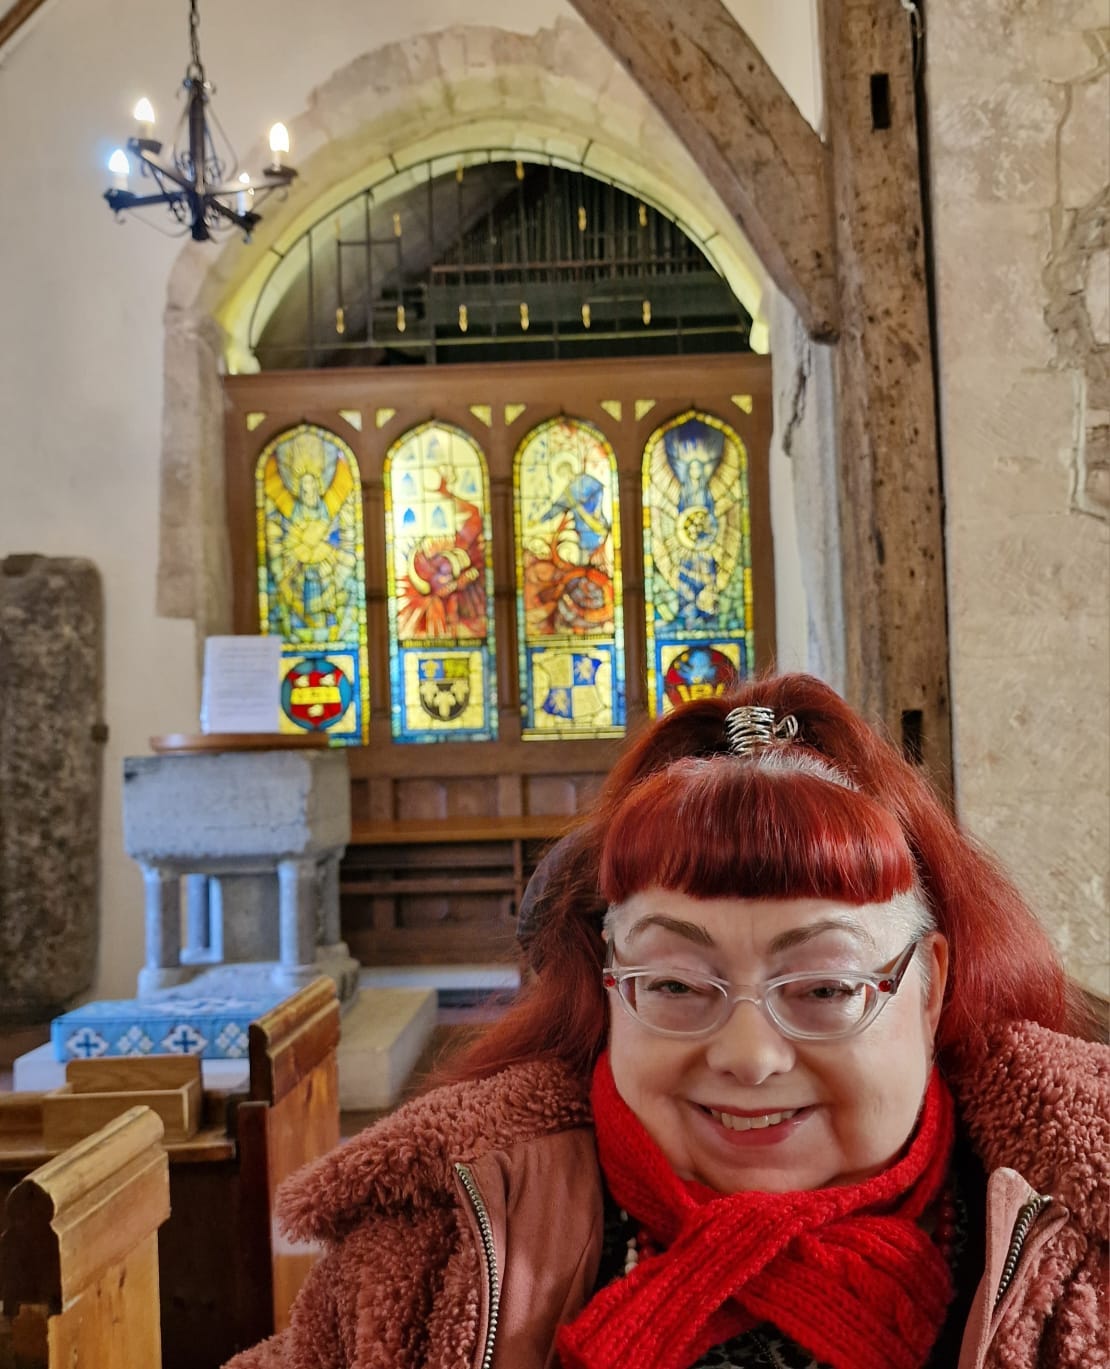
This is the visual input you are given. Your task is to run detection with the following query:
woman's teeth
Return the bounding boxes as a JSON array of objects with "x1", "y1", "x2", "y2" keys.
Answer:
[{"x1": 707, "y1": 1107, "x2": 798, "y2": 1132}]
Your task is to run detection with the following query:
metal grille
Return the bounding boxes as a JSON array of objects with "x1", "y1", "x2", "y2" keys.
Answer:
[{"x1": 250, "y1": 156, "x2": 752, "y2": 369}]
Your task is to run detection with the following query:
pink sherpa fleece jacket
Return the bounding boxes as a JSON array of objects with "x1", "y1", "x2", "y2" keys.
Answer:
[{"x1": 227, "y1": 1020, "x2": 1108, "y2": 1369}]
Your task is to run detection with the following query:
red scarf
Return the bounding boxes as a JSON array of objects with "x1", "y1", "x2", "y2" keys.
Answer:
[{"x1": 557, "y1": 1052, "x2": 955, "y2": 1369}]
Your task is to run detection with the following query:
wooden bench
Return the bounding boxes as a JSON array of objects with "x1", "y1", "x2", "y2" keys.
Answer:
[
  {"x1": 341, "y1": 815, "x2": 571, "y2": 964},
  {"x1": 0, "y1": 1106, "x2": 169, "y2": 1369},
  {"x1": 0, "y1": 978, "x2": 340, "y2": 1369}
]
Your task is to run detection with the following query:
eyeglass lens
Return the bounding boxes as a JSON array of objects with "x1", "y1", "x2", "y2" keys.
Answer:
[{"x1": 619, "y1": 971, "x2": 879, "y2": 1037}]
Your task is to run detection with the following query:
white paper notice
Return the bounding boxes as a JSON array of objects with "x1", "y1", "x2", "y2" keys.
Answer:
[{"x1": 200, "y1": 635, "x2": 283, "y2": 734}]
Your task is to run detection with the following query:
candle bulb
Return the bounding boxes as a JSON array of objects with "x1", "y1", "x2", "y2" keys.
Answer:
[
  {"x1": 268, "y1": 122, "x2": 290, "y2": 169},
  {"x1": 132, "y1": 97, "x2": 155, "y2": 141},
  {"x1": 236, "y1": 171, "x2": 252, "y2": 216},
  {"x1": 108, "y1": 148, "x2": 130, "y2": 192}
]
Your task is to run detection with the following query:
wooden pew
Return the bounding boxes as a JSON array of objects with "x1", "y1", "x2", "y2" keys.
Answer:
[
  {"x1": 0, "y1": 978, "x2": 340, "y2": 1369},
  {"x1": 0, "y1": 1107, "x2": 169, "y2": 1369},
  {"x1": 155, "y1": 976, "x2": 340, "y2": 1366}
]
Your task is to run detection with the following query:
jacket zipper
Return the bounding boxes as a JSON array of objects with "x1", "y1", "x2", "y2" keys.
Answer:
[
  {"x1": 994, "y1": 1193, "x2": 1051, "y2": 1309},
  {"x1": 455, "y1": 1163, "x2": 500, "y2": 1369}
]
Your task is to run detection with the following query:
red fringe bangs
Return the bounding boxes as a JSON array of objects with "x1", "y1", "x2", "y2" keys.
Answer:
[{"x1": 599, "y1": 757, "x2": 917, "y2": 908}]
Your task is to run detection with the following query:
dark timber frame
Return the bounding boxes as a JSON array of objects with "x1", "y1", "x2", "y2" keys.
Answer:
[{"x1": 569, "y1": 0, "x2": 953, "y2": 796}]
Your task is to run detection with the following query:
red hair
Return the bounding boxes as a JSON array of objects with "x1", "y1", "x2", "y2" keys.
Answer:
[
  {"x1": 600, "y1": 757, "x2": 917, "y2": 907},
  {"x1": 441, "y1": 674, "x2": 1091, "y2": 1085}
]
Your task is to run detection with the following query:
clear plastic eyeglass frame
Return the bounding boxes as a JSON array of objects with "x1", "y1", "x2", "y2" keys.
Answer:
[{"x1": 601, "y1": 937, "x2": 923, "y2": 1042}]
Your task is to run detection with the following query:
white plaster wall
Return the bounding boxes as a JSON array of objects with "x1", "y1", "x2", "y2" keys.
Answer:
[
  {"x1": 0, "y1": 0, "x2": 559, "y2": 1000},
  {"x1": 723, "y1": 0, "x2": 823, "y2": 133},
  {"x1": 0, "y1": 0, "x2": 819, "y2": 1001},
  {"x1": 927, "y1": 0, "x2": 1110, "y2": 994}
]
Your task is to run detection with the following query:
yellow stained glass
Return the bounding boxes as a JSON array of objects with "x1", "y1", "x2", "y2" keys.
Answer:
[
  {"x1": 600, "y1": 400, "x2": 622, "y2": 422},
  {"x1": 383, "y1": 422, "x2": 497, "y2": 743},
  {"x1": 731, "y1": 394, "x2": 754, "y2": 414},
  {"x1": 634, "y1": 399, "x2": 656, "y2": 421},
  {"x1": 514, "y1": 417, "x2": 625, "y2": 740},
  {"x1": 255, "y1": 422, "x2": 369, "y2": 742},
  {"x1": 375, "y1": 407, "x2": 397, "y2": 428},
  {"x1": 641, "y1": 409, "x2": 753, "y2": 716},
  {"x1": 504, "y1": 404, "x2": 527, "y2": 426},
  {"x1": 338, "y1": 409, "x2": 363, "y2": 431},
  {"x1": 469, "y1": 405, "x2": 493, "y2": 427},
  {"x1": 246, "y1": 412, "x2": 267, "y2": 431}
]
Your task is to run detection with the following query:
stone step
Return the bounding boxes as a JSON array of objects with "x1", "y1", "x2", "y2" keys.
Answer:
[{"x1": 12, "y1": 987, "x2": 437, "y2": 1114}]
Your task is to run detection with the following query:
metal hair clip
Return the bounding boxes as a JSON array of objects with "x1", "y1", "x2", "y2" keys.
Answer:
[{"x1": 724, "y1": 705, "x2": 799, "y2": 757}]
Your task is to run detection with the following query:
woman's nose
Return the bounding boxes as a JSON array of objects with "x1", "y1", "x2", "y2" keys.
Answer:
[{"x1": 703, "y1": 998, "x2": 796, "y2": 1084}]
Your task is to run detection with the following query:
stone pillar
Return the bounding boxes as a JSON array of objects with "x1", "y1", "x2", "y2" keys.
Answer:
[
  {"x1": 182, "y1": 874, "x2": 211, "y2": 963},
  {"x1": 137, "y1": 866, "x2": 192, "y2": 994},
  {"x1": 319, "y1": 853, "x2": 342, "y2": 947},
  {"x1": 276, "y1": 857, "x2": 322, "y2": 992}
]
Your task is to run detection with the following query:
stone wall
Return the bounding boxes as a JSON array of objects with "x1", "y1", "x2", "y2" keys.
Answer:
[{"x1": 928, "y1": 0, "x2": 1109, "y2": 993}]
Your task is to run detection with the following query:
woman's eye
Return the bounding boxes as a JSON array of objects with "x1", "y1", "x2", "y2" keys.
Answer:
[
  {"x1": 786, "y1": 978, "x2": 862, "y2": 1001},
  {"x1": 644, "y1": 976, "x2": 701, "y2": 996}
]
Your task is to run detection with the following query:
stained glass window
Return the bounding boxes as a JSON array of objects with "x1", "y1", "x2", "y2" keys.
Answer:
[
  {"x1": 384, "y1": 422, "x2": 497, "y2": 743},
  {"x1": 514, "y1": 418, "x2": 625, "y2": 740},
  {"x1": 642, "y1": 409, "x2": 752, "y2": 714},
  {"x1": 256, "y1": 422, "x2": 369, "y2": 741}
]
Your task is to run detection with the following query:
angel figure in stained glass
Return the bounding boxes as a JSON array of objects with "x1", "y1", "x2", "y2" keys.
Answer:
[
  {"x1": 263, "y1": 430, "x2": 359, "y2": 643},
  {"x1": 647, "y1": 415, "x2": 743, "y2": 632}
]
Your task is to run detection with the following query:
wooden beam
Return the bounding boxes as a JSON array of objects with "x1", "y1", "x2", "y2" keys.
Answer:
[
  {"x1": 566, "y1": 0, "x2": 838, "y2": 339},
  {"x1": 821, "y1": 0, "x2": 952, "y2": 796},
  {"x1": 0, "y1": 0, "x2": 50, "y2": 51}
]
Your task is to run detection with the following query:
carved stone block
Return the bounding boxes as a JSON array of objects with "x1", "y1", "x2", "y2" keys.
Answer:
[{"x1": 0, "y1": 555, "x2": 104, "y2": 1024}]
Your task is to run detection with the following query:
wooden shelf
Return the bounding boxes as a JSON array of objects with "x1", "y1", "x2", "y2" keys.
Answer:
[
  {"x1": 348, "y1": 814, "x2": 571, "y2": 845},
  {"x1": 150, "y1": 733, "x2": 329, "y2": 754},
  {"x1": 340, "y1": 816, "x2": 571, "y2": 964}
]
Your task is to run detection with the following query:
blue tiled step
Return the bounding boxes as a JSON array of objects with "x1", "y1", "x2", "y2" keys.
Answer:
[{"x1": 51, "y1": 993, "x2": 287, "y2": 1062}]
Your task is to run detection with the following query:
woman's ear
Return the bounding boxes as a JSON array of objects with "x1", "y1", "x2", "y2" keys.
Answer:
[{"x1": 923, "y1": 933, "x2": 949, "y2": 1037}]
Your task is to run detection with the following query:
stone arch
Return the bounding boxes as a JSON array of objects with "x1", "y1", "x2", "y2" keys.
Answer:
[{"x1": 156, "y1": 18, "x2": 779, "y2": 646}]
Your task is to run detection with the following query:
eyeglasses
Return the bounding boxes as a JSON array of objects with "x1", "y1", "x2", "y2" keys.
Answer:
[{"x1": 602, "y1": 937, "x2": 922, "y2": 1041}]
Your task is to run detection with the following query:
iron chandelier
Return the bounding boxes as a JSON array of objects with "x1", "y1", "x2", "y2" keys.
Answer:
[{"x1": 103, "y1": 0, "x2": 297, "y2": 242}]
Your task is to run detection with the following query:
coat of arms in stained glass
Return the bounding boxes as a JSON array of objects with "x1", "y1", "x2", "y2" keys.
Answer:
[
  {"x1": 642, "y1": 409, "x2": 753, "y2": 714},
  {"x1": 384, "y1": 422, "x2": 497, "y2": 743},
  {"x1": 255, "y1": 423, "x2": 369, "y2": 741},
  {"x1": 514, "y1": 417, "x2": 625, "y2": 739}
]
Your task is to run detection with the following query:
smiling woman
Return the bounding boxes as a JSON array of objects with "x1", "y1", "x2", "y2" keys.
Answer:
[{"x1": 225, "y1": 675, "x2": 1107, "y2": 1369}]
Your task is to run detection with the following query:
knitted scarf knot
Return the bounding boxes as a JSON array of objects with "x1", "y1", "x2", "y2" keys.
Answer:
[{"x1": 557, "y1": 1052, "x2": 955, "y2": 1369}]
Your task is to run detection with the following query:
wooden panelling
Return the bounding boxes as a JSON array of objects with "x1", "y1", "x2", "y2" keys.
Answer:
[{"x1": 341, "y1": 819, "x2": 568, "y2": 964}]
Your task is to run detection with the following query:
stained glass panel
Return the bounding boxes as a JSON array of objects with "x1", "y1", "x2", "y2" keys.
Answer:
[
  {"x1": 514, "y1": 417, "x2": 625, "y2": 739},
  {"x1": 255, "y1": 422, "x2": 369, "y2": 742},
  {"x1": 384, "y1": 422, "x2": 497, "y2": 743},
  {"x1": 642, "y1": 409, "x2": 752, "y2": 714}
]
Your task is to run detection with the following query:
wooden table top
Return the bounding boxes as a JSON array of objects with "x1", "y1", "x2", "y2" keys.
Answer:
[{"x1": 150, "y1": 733, "x2": 331, "y2": 754}]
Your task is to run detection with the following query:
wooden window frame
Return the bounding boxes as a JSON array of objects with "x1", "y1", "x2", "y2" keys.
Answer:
[{"x1": 223, "y1": 353, "x2": 774, "y2": 812}]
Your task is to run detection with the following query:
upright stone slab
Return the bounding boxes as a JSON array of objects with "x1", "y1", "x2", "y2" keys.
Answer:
[{"x1": 0, "y1": 555, "x2": 105, "y2": 1025}]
